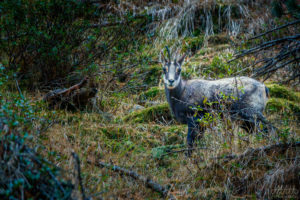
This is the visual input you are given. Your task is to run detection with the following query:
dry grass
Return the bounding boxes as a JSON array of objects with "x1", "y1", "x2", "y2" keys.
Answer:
[{"x1": 35, "y1": 91, "x2": 299, "y2": 199}]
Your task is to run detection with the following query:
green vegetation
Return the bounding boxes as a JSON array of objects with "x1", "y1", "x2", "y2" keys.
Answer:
[
  {"x1": 267, "y1": 98, "x2": 300, "y2": 118},
  {"x1": 266, "y1": 84, "x2": 300, "y2": 101},
  {"x1": 0, "y1": 66, "x2": 73, "y2": 199},
  {"x1": 138, "y1": 86, "x2": 164, "y2": 103},
  {"x1": 183, "y1": 36, "x2": 204, "y2": 53},
  {"x1": 0, "y1": 0, "x2": 102, "y2": 87},
  {"x1": 123, "y1": 103, "x2": 172, "y2": 123}
]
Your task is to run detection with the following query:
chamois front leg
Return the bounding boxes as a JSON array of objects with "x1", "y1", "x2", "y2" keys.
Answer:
[{"x1": 186, "y1": 116, "x2": 204, "y2": 157}]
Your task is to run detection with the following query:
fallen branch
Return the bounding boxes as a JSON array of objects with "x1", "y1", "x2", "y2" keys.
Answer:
[
  {"x1": 91, "y1": 160, "x2": 175, "y2": 199},
  {"x1": 249, "y1": 19, "x2": 300, "y2": 40},
  {"x1": 210, "y1": 142, "x2": 300, "y2": 164},
  {"x1": 229, "y1": 20, "x2": 299, "y2": 82},
  {"x1": 162, "y1": 147, "x2": 212, "y2": 157},
  {"x1": 229, "y1": 34, "x2": 300, "y2": 62},
  {"x1": 44, "y1": 77, "x2": 88, "y2": 102}
]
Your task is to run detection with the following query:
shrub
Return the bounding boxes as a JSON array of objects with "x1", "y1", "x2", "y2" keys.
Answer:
[
  {"x1": 0, "y1": 0, "x2": 101, "y2": 88},
  {"x1": 0, "y1": 66, "x2": 73, "y2": 199}
]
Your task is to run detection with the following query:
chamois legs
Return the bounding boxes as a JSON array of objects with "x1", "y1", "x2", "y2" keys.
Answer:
[
  {"x1": 236, "y1": 111, "x2": 269, "y2": 134},
  {"x1": 186, "y1": 116, "x2": 205, "y2": 156}
]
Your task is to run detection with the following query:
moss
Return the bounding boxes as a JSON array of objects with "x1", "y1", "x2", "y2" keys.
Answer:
[
  {"x1": 138, "y1": 86, "x2": 164, "y2": 102},
  {"x1": 266, "y1": 84, "x2": 299, "y2": 101},
  {"x1": 123, "y1": 103, "x2": 172, "y2": 123},
  {"x1": 266, "y1": 98, "x2": 300, "y2": 119}
]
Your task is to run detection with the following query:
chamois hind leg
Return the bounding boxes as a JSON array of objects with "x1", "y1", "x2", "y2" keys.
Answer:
[
  {"x1": 186, "y1": 116, "x2": 205, "y2": 157},
  {"x1": 238, "y1": 111, "x2": 269, "y2": 134}
]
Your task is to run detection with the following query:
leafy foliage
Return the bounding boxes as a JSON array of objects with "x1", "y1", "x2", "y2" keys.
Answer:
[
  {"x1": 0, "y1": 66, "x2": 73, "y2": 199},
  {"x1": 0, "y1": 0, "x2": 101, "y2": 88}
]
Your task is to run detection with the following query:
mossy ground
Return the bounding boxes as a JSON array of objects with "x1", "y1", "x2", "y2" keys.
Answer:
[
  {"x1": 35, "y1": 34, "x2": 300, "y2": 199},
  {"x1": 123, "y1": 103, "x2": 172, "y2": 123}
]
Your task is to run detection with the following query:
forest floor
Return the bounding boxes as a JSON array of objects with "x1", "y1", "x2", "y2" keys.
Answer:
[{"x1": 36, "y1": 34, "x2": 300, "y2": 199}]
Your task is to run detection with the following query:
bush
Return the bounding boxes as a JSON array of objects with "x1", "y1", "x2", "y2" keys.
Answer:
[
  {"x1": 0, "y1": 0, "x2": 101, "y2": 88},
  {"x1": 0, "y1": 66, "x2": 73, "y2": 199}
]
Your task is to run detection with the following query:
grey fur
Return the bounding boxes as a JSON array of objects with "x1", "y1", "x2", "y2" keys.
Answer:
[{"x1": 161, "y1": 50, "x2": 269, "y2": 155}]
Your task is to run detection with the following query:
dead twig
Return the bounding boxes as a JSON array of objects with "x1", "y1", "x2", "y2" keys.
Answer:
[
  {"x1": 44, "y1": 76, "x2": 88, "y2": 102},
  {"x1": 15, "y1": 79, "x2": 24, "y2": 100},
  {"x1": 72, "y1": 152, "x2": 86, "y2": 200},
  {"x1": 90, "y1": 160, "x2": 176, "y2": 200},
  {"x1": 162, "y1": 147, "x2": 212, "y2": 156}
]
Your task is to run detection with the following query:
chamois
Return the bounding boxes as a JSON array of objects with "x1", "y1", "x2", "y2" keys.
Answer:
[{"x1": 161, "y1": 47, "x2": 269, "y2": 156}]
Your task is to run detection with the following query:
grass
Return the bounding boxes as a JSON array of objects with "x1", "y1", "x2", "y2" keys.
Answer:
[
  {"x1": 266, "y1": 83, "x2": 300, "y2": 101},
  {"x1": 36, "y1": 84, "x2": 299, "y2": 199},
  {"x1": 32, "y1": 34, "x2": 299, "y2": 199}
]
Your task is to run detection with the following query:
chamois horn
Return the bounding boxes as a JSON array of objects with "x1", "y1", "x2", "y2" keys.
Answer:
[{"x1": 165, "y1": 46, "x2": 171, "y2": 62}]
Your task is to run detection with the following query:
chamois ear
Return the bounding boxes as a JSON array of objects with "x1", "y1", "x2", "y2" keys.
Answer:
[
  {"x1": 177, "y1": 53, "x2": 186, "y2": 66},
  {"x1": 160, "y1": 50, "x2": 168, "y2": 64}
]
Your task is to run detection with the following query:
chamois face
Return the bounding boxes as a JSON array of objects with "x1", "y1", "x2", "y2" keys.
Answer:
[
  {"x1": 162, "y1": 61, "x2": 182, "y2": 89},
  {"x1": 161, "y1": 50, "x2": 186, "y2": 89}
]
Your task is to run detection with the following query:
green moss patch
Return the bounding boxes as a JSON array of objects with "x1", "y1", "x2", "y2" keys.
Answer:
[
  {"x1": 123, "y1": 103, "x2": 172, "y2": 123},
  {"x1": 266, "y1": 98, "x2": 300, "y2": 119},
  {"x1": 266, "y1": 84, "x2": 299, "y2": 101}
]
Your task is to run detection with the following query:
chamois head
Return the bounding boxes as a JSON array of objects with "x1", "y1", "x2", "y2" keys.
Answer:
[{"x1": 161, "y1": 47, "x2": 186, "y2": 89}]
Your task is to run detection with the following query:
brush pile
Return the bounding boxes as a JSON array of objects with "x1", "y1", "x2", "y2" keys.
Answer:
[{"x1": 43, "y1": 77, "x2": 98, "y2": 111}]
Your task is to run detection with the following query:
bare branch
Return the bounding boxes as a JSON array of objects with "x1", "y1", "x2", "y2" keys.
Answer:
[
  {"x1": 72, "y1": 152, "x2": 86, "y2": 200},
  {"x1": 209, "y1": 142, "x2": 300, "y2": 164},
  {"x1": 91, "y1": 160, "x2": 175, "y2": 199},
  {"x1": 249, "y1": 19, "x2": 300, "y2": 40}
]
